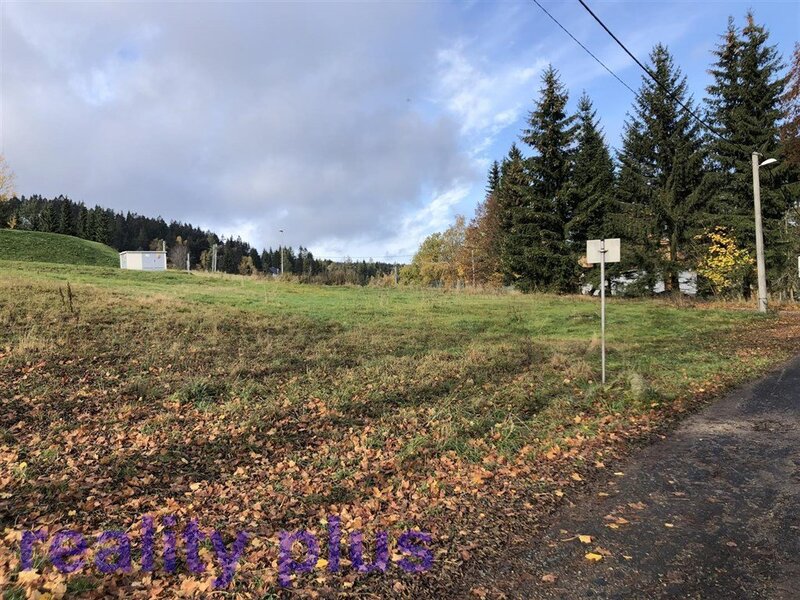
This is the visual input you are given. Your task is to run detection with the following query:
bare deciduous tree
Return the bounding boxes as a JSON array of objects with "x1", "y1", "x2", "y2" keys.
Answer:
[{"x1": 169, "y1": 236, "x2": 188, "y2": 269}]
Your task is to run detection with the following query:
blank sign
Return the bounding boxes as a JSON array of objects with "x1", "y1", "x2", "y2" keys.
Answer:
[{"x1": 586, "y1": 238, "x2": 621, "y2": 264}]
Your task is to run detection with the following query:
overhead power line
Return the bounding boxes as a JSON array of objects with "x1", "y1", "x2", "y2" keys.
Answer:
[
  {"x1": 531, "y1": 0, "x2": 638, "y2": 97},
  {"x1": 575, "y1": 0, "x2": 725, "y2": 141}
]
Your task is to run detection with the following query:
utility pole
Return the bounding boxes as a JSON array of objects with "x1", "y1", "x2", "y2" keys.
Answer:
[
  {"x1": 279, "y1": 229, "x2": 285, "y2": 276},
  {"x1": 752, "y1": 152, "x2": 777, "y2": 313},
  {"x1": 211, "y1": 244, "x2": 218, "y2": 273},
  {"x1": 186, "y1": 251, "x2": 190, "y2": 272}
]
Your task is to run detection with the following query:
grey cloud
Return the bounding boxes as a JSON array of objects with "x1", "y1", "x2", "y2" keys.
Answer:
[{"x1": 3, "y1": 2, "x2": 477, "y2": 251}]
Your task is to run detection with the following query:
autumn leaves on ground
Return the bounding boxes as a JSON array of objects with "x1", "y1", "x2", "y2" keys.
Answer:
[{"x1": 1, "y1": 261, "x2": 799, "y2": 599}]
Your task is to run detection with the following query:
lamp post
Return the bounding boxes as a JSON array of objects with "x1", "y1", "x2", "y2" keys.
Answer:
[
  {"x1": 751, "y1": 152, "x2": 778, "y2": 313},
  {"x1": 279, "y1": 228, "x2": 285, "y2": 276}
]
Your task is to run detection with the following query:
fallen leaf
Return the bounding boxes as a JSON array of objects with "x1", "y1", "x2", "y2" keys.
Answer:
[
  {"x1": 541, "y1": 573, "x2": 558, "y2": 583},
  {"x1": 585, "y1": 552, "x2": 603, "y2": 562},
  {"x1": 578, "y1": 535, "x2": 592, "y2": 544},
  {"x1": 17, "y1": 570, "x2": 39, "y2": 585}
]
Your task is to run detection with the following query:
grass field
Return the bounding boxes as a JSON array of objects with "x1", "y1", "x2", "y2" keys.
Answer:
[
  {"x1": 1, "y1": 260, "x2": 799, "y2": 598},
  {"x1": 0, "y1": 230, "x2": 118, "y2": 267}
]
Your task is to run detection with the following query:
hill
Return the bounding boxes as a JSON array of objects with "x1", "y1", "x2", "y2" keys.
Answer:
[{"x1": 0, "y1": 228, "x2": 118, "y2": 267}]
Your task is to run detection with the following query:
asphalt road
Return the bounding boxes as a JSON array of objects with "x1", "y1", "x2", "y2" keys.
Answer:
[{"x1": 488, "y1": 354, "x2": 800, "y2": 599}]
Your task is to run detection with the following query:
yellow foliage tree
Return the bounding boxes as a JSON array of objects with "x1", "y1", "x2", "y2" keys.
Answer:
[
  {"x1": 238, "y1": 255, "x2": 257, "y2": 276},
  {"x1": 0, "y1": 155, "x2": 16, "y2": 202},
  {"x1": 695, "y1": 227, "x2": 754, "y2": 297},
  {"x1": 402, "y1": 216, "x2": 467, "y2": 287}
]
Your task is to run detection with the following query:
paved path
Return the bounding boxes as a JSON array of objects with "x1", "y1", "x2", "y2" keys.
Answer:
[{"x1": 490, "y1": 355, "x2": 800, "y2": 599}]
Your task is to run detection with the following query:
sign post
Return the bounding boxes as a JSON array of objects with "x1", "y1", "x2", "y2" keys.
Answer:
[{"x1": 586, "y1": 238, "x2": 621, "y2": 384}]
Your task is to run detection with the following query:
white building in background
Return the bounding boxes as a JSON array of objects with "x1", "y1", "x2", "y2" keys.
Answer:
[
  {"x1": 119, "y1": 251, "x2": 167, "y2": 271},
  {"x1": 582, "y1": 270, "x2": 698, "y2": 297}
]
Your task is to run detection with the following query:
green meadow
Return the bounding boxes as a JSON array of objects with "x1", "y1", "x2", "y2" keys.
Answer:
[{"x1": 1, "y1": 259, "x2": 796, "y2": 597}]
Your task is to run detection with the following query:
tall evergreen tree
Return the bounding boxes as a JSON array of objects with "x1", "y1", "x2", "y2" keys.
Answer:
[
  {"x1": 38, "y1": 202, "x2": 55, "y2": 232},
  {"x1": 487, "y1": 160, "x2": 501, "y2": 194},
  {"x1": 704, "y1": 12, "x2": 787, "y2": 290},
  {"x1": 92, "y1": 208, "x2": 110, "y2": 244},
  {"x1": 618, "y1": 44, "x2": 705, "y2": 293},
  {"x1": 249, "y1": 247, "x2": 263, "y2": 272},
  {"x1": 57, "y1": 198, "x2": 73, "y2": 235},
  {"x1": 497, "y1": 144, "x2": 534, "y2": 288},
  {"x1": 566, "y1": 93, "x2": 615, "y2": 245},
  {"x1": 520, "y1": 65, "x2": 578, "y2": 292},
  {"x1": 76, "y1": 205, "x2": 89, "y2": 239}
]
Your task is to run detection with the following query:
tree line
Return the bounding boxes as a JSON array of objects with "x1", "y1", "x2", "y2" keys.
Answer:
[
  {"x1": 406, "y1": 13, "x2": 800, "y2": 299},
  {"x1": 0, "y1": 194, "x2": 396, "y2": 285}
]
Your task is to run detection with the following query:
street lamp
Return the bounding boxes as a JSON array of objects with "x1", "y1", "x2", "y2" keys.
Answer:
[
  {"x1": 751, "y1": 152, "x2": 778, "y2": 313},
  {"x1": 279, "y1": 228, "x2": 285, "y2": 276}
]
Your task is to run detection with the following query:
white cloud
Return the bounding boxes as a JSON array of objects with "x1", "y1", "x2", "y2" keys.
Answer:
[
  {"x1": 435, "y1": 42, "x2": 546, "y2": 148},
  {"x1": 310, "y1": 183, "x2": 471, "y2": 261}
]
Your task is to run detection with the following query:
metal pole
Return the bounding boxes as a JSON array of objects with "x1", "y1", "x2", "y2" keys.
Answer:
[
  {"x1": 280, "y1": 229, "x2": 284, "y2": 276},
  {"x1": 186, "y1": 251, "x2": 190, "y2": 272},
  {"x1": 752, "y1": 152, "x2": 768, "y2": 313},
  {"x1": 600, "y1": 240, "x2": 606, "y2": 384}
]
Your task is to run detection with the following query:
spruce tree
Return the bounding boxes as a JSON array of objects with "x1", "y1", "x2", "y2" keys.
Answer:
[
  {"x1": 520, "y1": 65, "x2": 578, "y2": 292},
  {"x1": 617, "y1": 44, "x2": 705, "y2": 293},
  {"x1": 704, "y1": 12, "x2": 787, "y2": 289},
  {"x1": 566, "y1": 92, "x2": 615, "y2": 244},
  {"x1": 496, "y1": 144, "x2": 534, "y2": 289},
  {"x1": 487, "y1": 160, "x2": 501, "y2": 194},
  {"x1": 38, "y1": 203, "x2": 55, "y2": 232},
  {"x1": 76, "y1": 205, "x2": 89, "y2": 239},
  {"x1": 58, "y1": 198, "x2": 73, "y2": 235},
  {"x1": 92, "y1": 208, "x2": 109, "y2": 244}
]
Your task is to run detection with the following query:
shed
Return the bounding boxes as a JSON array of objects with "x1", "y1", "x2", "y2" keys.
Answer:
[{"x1": 119, "y1": 251, "x2": 167, "y2": 271}]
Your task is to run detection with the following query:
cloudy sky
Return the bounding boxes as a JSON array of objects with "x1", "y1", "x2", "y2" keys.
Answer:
[{"x1": 1, "y1": 1, "x2": 797, "y2": 260}]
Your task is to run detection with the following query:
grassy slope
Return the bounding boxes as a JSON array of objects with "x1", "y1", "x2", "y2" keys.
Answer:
[
  {"x1": 1, "y1": 261, "x2": 798, "y2": 598},
  {"x1": 0, "y1": 229, "x2": 118, "y2": 267}
]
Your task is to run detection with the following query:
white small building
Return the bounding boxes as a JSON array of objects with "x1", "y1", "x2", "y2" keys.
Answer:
[{"x1": 119, "y1": 251, "x2": 167, "y2": 271}]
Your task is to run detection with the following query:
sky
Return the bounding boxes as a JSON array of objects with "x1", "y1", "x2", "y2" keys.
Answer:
[{"x1": 1, "y1": 1, "x2": 797, "y2": 261}]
